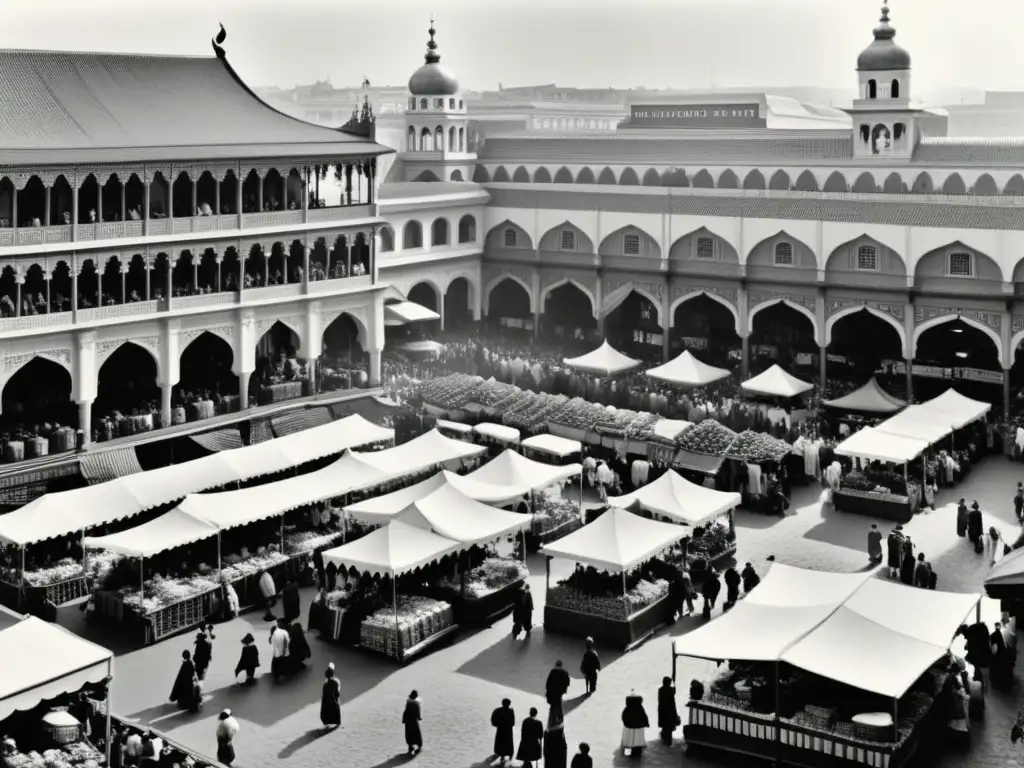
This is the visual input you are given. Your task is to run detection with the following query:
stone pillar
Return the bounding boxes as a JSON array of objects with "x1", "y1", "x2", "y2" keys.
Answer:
[
  {"x1": 369, "y1": 348, "x2": 382, "y2": 387},
  {"x1": 741, "y1": 336, "x2": 750, "y2": 380},
  {"x1": 215, "y1": 178, "x2": 221, "y2": 217},
  {"x1": 96, "y1": 270, "x2": 102, "y2": 307},
  {"x1": 160, "y1": 384, "x2": 173, "y2": 428},
  {"x1": 120, "y1": 265, "x2": 126, "y2": 304},
  {"x1": 144, "y1": 259, "x2": 151, "y2": 300},
  {"x1": 533, "y1": 305, "x2": 541, "y2": 339},
  {"x1": 14, "y1": 276, "x2": 22, "y2": 317},
  {"x1": 257, "y1": 174, "x2": 263, "y2": 213},
  {"x1": 819, "y1": 345, "x2": 827, "y2": 398},
  {"x1": 192, "y1": 257, "x2": 199, "y2": 293},
  {"x1": 662, "y1": 329, "x2": 671, "y2": 363},
  {"x1": 302, "y1": 245, "x2": 310, "y2": 290},
  {"x1": 214, "y1": 251, "x2": 222, "y2": 293},
  {"x1": 238, "y1": 371, "x2": 252, "y2": 408},
  {"x1": 905, "y1": 359, "x2": 913, "y2": 403},
  {"x1": 44, "y1": 183, "x2": 51, "y2": 226},
  {"x1": 78, "y1": 401, "x2": 93, "y2": 447},
  {"x1": 191, "y1": 177, "x2": 197, "y2": 217},
  {"x1": 120, "y1": 184, "x2": 126, "y2": 222},
  {"x1": 308, "y1": 357, "x2": 318, "y2": 394},
  {"x1": 1005, "y1": 369, "x2": 1012, "y2": 426},
  {"x1": 97, "y1": 185, "x2": 103, "y2": 224},
  {"x1": 345, "y1": 243, "x2": 352, "y2": 276},
  {"x1": 72, "y1": 186, "x2": 79, "y2": 239},
  {"x1": 143, "y1": 182, "x2": 150, "y2": 235},
  {"x1": 71, "y1": 265, "x2": 79, "y2": 322},
  {"x1": 165, "y1": 263, "x2": 173, "y2": 311}
]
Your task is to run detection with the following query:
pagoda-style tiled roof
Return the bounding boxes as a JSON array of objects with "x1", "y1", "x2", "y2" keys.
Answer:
[
  {"x1": 0, "y1": 50, "x2": 390, "y2": 165},
  {"x1": 487, "y1": 187, "x2": 1024, "y2": 231}
]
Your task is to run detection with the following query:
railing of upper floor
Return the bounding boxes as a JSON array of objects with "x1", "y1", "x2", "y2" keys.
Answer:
[{"x1": 0, "y1": 159, "x2": 380, "y2": 250}]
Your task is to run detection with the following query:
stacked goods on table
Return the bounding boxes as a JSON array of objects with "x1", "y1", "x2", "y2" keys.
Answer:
[
  {"x1": 435, "y1": 557, "x2": 529, "y2": 599},
  {"x1": 531, "y1": 486, "x2": 582, "y2": 544},
  {"x1": 624, "y1": 412, "x2": 662, "y2": 442},
  {"x1": 3, "y1": 742, "x2": 104, "y2": 768},
  {"x1": 417, "y1": 374, "x2": 482, "y2": 411},
  {"x1": 547, "y1": 578, "x2": 669, "y2": 621},
  {"x1": 594, "y1": 408, "x2": 646, "y2": 438},
  {"x1": 283, "y1": 529, "x2": 345, "y2": 555},
  {"x1": 503, "y1": 393, "x2": 568, "y2": 433},
  {"x1": 10, "y1": 559, "x2": 83, "y2": 588},
  {"x1": 726, "y1": 430, "x2": 791, "y2": 463},
  {"x1": 219, "y1": 546, "x2": 289, "y2": 582},
  {"x1": 359, "y1": 595, "x2": 454, "y2": 657},
  {"x1": 547, "y1": 398, "x2": 602, "y2": 433},
  {"x1": 677, "y1": 420, "x2": 737, "y2": 457},
  {"x1": 687, "y1": 520, "x2": 737, "y2": 569},
  {"x1": 120, "y1": 575, "x2": 215, "y2": 614},
  {"x1": 468, "y1": 379, "x2": 525, "y2": 412}
]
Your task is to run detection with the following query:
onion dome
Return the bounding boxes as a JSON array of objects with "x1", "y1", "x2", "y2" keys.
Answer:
[
  {"x1": 857, "y1": 3, "x2": 910, "y2": 72},
  {"x1": 408, "y1": 21, "x2": 460, "y2": 96}
]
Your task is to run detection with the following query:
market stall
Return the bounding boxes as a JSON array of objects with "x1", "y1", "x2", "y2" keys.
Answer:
[
  {"x1": 833, "y1": 426, "x2": 929, "y2": 522},
  {"x1": 320, "y1": 521, "x2": 462, "y2": 663},
  {"x1": 473, "y1": 422, "x2": 521, "y2": 446},
  {"x1": 563, "y1": 340, "x2": 641, "y2": 377},
  {"x1": 540, "y1": 508, "x2": 687, "y2": 649},
  {"x1": 436, "y1": 419, "x2": 473, "y2": 441},
  {"x1": 674, "y1": 565, "x2": 979, "y2": 768},
  {"x1": 355, "y1": 428, "x2": 487, "y2": 476},
  {"x1": 824, "y1": 378, "x2": 906, "y2": 416},
  {"x1": 521, "y1": 434, "x2": 582, "y2": 466},
  {"x1": 740, "y1": 365, "x2": 813, "y2": 426},
  {"x1": 0, "y1": 616, "x2": 114, "y2": 766},
  {"x1": 646, "y1": 350, "x2": 730, "y2": 387},
  {"x1": 608, "y1": 470, "x2": 740, "y2": 570},
  {"x1": 673, "y1": 419, "x2": 736, "y2": 477}
]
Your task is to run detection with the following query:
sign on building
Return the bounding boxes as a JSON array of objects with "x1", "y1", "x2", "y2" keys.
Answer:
[{"x1": 626, "y1": 103, "x2": 764, "y2": 129}]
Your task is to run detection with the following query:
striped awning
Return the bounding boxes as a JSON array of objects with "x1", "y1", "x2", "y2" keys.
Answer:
[
  {"x1": 78, "y1": 448, "x2": 144, "y2": 485},
  {"x1": 271, "y1": 407, "x2": 332, "y2": 438},
  {"x1": 191, "y1": 427, "x2": 244, "y2": 453}
]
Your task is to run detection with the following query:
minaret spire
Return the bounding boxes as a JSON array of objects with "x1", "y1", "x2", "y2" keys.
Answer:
[{"x1": 425, "y1": 16, "x2": 441, "y2": 64}]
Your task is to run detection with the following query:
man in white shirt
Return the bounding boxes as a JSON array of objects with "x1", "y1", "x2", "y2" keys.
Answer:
[{"x1": 269, "y1": 620, "x2": 290, "y2": 680}]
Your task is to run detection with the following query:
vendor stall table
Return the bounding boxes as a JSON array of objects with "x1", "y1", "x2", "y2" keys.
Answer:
[
  {"x1": 544, "y1": 590, "x2": 675, "y2": 649},
  {"x1": 833, "y1": 489, "x2": 914, "y2": 524},
  {"x1": 0, "y1": 574, "x2": 90, "y2": 610},
  {"x1": 420, "y1": 576, "x2": 526, "y2": 628}
]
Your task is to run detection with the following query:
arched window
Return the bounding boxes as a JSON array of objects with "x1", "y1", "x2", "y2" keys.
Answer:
[
  {"x1": 773, "y1": 242, "x2": 794, "y2": 266},
  {"x1": 380, "y1": 226, "x2": 395, "y2": 252},
  {"x1": 420, "y1": 98, "x2": 427, "y2": 110},
  {"x1": 434, "y1": 126, "x2": 444, "y2": 151},
  {"x1": 431, "y1": 218, "x2": 449, "y2": 246},
  {"x1": 448, "y1": 126, "x2": 456, "y2": 152},
  {"x1": 860, "y1": 124, "x2": 870, "y2": 143},
  {"x1": 458, "y1": 215, "x2": 476, "y2": 243},
  {"x1": 503, "y1": 228, "x2": 517, "y2": 247},
  {"x1": 856, "y1": 245, "x2": 878, "y2": 271},
  {"x1": 402, "y1": 220, "x2": 423, "y2": 249},
  {"x1": 458, "y1": 127, "x2": 465, "y2": 151},
  {"x1": 449, "y1": 98, "x2": 455, "y2": 109},
  {"x1": 407, "y1": 126, "x2": 416, "y2": 151},
  {"x1": 891, "y1": 79, "x2": 900, "y2": 99},
  {"x1": 894, "y1": 123, "x2": 905, "y2": 141},
  {"x1": 867, "y1": 79, "x2": 877, "y2": 99},
  {"x1": 419, "y1": 127, "x2": 432, "y2": 152},
  {"x1": 408, "y1": 98, "x2": 416, "y2": 110},
  {"x1": 871, "y1": 124, "x2": 892, "y2": 155}
]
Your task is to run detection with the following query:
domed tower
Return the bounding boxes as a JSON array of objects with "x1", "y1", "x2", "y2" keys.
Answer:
[
  {"x1": 846, "y1": 3, "x2": 920, "y2": 160},
  {"x1": 401, "y1": 20, "x2": 475, "y2": 182}
]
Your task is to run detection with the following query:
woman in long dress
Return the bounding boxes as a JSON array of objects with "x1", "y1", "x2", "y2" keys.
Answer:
[
  {"x1": 169, "y1": 650, "x2": 201, "y2": 712},
  {"x1": 516, "y1": 708, "x2": 543, "y2": 768},
  {"x1": 620, "y1": 690, "x2": 649, "y2": 757},
  {"x1": 320, "y1": 664, "x2": 341, "y2": 730},
  {"x1": 193, "y1": 631, "x2": 212, "y2": 681},
  {"x1": 215, "y1": 710, "x2": 240, "y2": 766},
  {"x1": 402, "y1": 691, "x2": 422, "y2": 756},
  {"x1": 544, "y1": 712, "x2": 567, "y2": 768},
  {"x1": 235, "y1": 633, "x2": 260, "y2": 685},
  {"x1": 288, "y1": 623, "x2": 311, "y2": 672}
]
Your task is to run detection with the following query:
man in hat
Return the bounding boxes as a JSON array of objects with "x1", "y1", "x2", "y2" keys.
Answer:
[
  {"x1": 216, "y1": 710, "x2": 240, "y2": 766},
  {"x1": 886, "y1": 526, "x2": 904, "y2": 579}
]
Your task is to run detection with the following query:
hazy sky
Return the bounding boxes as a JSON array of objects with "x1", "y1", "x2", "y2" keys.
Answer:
[{"x1": 3, "y1": 0, "x2": 1019, "y2": 95}]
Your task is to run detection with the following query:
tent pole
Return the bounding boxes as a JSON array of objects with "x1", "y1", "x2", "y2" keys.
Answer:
[
  {"x1": 579, "y1": 464, "x2": 584, "y2": 522},
  {"x1": 217, "y1": 532, "x2": 222, "y2": 580},
  {"x1": 774, "y1": 660, "x2": 782, "y2": 758},
  {"x1": 545, "y1": 556, "x2": 551, "y2": 594},
  {"x1": 280, "y1": 515, "x2": 285, "y2": 553},
  {"x1": 392, "y1": 576, "x2": 400, "y2": 659},
  {"x1": 892, "y1": 697, "x2": 899, "y2": 743},
  {"x1": 81, "y1": 529, "x2": 88, "y2": 578},
  {"x1": 622, "y1": 571, "x2": 627, "y2": 596},
  {"x1": 671, "y1": 648, "x2": 677, "y2": 683},
  {"x1": 520, "y1": 529, "x2": 527, "y2": 563},
  {"x1": 19, "y1": 544, "x2": 25, "y2": 608},
  {"x1": 104, "y1": 659, "x2": 112, "y2": 766}
]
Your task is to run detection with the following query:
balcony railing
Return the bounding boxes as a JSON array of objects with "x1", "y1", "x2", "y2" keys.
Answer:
[
  {"x1": 601, "y1": 255, "x2": 667, "y2": 273},
  {"x1": 538, "y1": 250, "x2": 600, "y2": 269},
  {"x1": 78, "y1": 299, "x2": 165, "y2": 322},
  {"x1": 242, "y1": 283, "x2": 304, "y2": 301},
  {"x1": 669, "y1": 259, "x2": 743, "y2": 278},
  {"x1": 0, "y1": 204, "x2": 375, "y2": 251}
]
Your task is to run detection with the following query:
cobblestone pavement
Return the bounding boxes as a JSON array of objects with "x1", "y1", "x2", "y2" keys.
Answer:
[{"x1": 67, "y1": 456, "x2": 1024, "y2": 768}]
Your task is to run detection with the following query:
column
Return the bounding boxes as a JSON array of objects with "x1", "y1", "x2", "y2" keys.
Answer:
[
  {"x1": 905, "y1": 359, "x2": 913, "y2": 402},
  {"x1": 192, "y1": 255, "x2": 199, "y2": 293},
  {"x1": 143, "y1": 181, "x2": 150, "y2": 235},
  {"x1": 1005, "y1": 370, "x2": 1012, "y2": 433},
  {"x1": 78, "y1": 401, "x2": 93, "y2": 448},
  {"x1": 44, "y1": 183, "x2": 51, "y2": 226},
  {"x1": 45, "y1": 272, "x2": 51, "y2": 314},
  {"x1": 215, "y1": 251, "x2": 222, "y2": 293},
  {"x1": 533, "y1": 305, "x2": 541, "y2": 339},
  {"x1": 120, "y1": 184, "x2": 126, "y2": 222},
  {"x1": 302, "y1": 170, "x2": 309, "y2": 223},
  {"x1": 345, "y1": 243, "x2": 352, "y2": 276},
  {"x1": 14, "y1": 276, "x2": 22, "y2": 317},
  {"x1": 168, "y1": 181, "x2": 174, "y2": 227},
  {"x1": 96, "y1": 270, "x2": 102, "y2": 307},
  {"x1": 662, "y1": 329, "x2": 670, "y2": 363},
  {"x1": 741, "y1": 336, "x2": 750, "y2": 380},
  {"x1": 215, "y1": 178, "x2": 221, "y2": 217},
  {"x1": 282, "y1": 174, "x2": 288, "y2": 210},
  {"x1": 120, "y1": 265, "x2": 126, "y2": 304},
  {"x1": 302, "y1": 245, "x2": 310, "y2": 290},
  {"x1": 819, "y1": 345, "x2": 827, "y2": 398},
  {"x1": 165, "y1": 261, "x2": 173, "y2": 311},
  {"x1": 160, "y1": 384, "x2": 173, "y2": 428},
  {"x1": 71, "y1": 262, "x2": 79, "y2": 322},
  {"x1": 439, "y1": 301, "x2": 446, "y2": 332},
  {"x1": 71, "y1": 186, "x2": 79, "y2": 240},
  {"x1": 369, "y1": 348, "x2": 382, "y2": 387},
  {"x1": 281, "y1": 248, "x2": 288, "y2": 285},
  {"x1": 238, "y1": 372, "x2": 252, "y2": 408},
  {"x1": 307, "y1": 356, "x2": 318, "y2": 395},
  {"x1": 345, "y1": 164, "x2": 353, "y2": 205},
  {"x1": 257, "y1": 173, "x2": 263, "y2": 212},
  {"x1": 191, "y1": 176, "x2": 197, "y2": 217},
  {"x1": 145, "y1": 258, "x2": 151, "y2": 300},
  {"x1": 97, "y1": 185, "x2": 103, "y2": 224}
]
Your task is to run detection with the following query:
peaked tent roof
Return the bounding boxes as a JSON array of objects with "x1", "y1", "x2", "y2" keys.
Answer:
[
  {"x1": 916, "y1": 388, "x2": 991, "y2": 429},
  {"x1": 834, "y1": 425, "x2": 928, "y2": 464},
  {"x1": 355, "y1": 428, "x2": 487, "y2": 475},
  {"x1": 875, "y1": 405, "x2": 953, "y2": 444},
  {"x1": 0, "y1": 50, "x2": 389, "y2": 165},
  {"x1": 823, "y1": 377, "x2": 906, "y2": 413},
  {"x1": 646, "y1": 350, "x2": 731, "y2": 387},
  {"x1": 563, "y1": 340, "x2": 641, "y2": 377},
  {"x1": 984, "y1": 546, "x2": 1024, "y2": 589},
  {"x1": 740, "y1": 364, "x2": 813, "y2": 398},
  {"x1": 608, "y1": 469, "x2": 739, "y2": 527},
  {"x1": 83, "y1": 507, "x2": 218, "y2": 558},
  {"x1": 540, "y1": 508, "x2": 688, "y2": 572},
  {"x1": 465, "y1": 448, "x2": 582, "y2": 492},
  {"x1": 395, "y1": 484, "x2": 532, "y2": 545},
  {"x1": 321, "y1": 520, "x2": 460, "y2": 578}
]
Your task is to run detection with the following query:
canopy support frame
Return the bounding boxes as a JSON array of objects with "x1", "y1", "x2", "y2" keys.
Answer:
[{"x1": 19, "y1": 544, "x2": 25, "y2": 608}]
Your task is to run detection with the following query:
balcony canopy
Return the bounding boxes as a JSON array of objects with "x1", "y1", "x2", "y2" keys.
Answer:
[
  {"x1": 321, "y1": 521, "x2": 460, "y2": 579},
  {"x1": 834, "y1": 425, "x2": 929, "y2": 464},
  {"x1": 916, "y1": 388, "x2": 991, "y2": 430},
  {"x1": 0, "y1": 50, "x2": 389, "y2": 165},
  {"x1": 540, "y1": 508, "x2": 688, "y2": 573},
  {"x1": 385, "y1": 301, "x2": 441, "y2": 326}
]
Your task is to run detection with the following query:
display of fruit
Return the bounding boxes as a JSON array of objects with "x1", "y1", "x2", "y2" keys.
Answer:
[
  {"x1": 547, "y1": 578, "x2": 669, "y2": 621},
  {"x1": 726, "y1": 430, "x2": 792, "y2": 463},
  {"x1": 625, "y1": 412, "x2": 661, "y2": 441},
  {"x1": 415, "y1": 374, "x2": 481, "y2": 410},
  {"x1": 677, "y1": 419, "x2": 737, "y2": 456},
  {"x1": 547, "y1": 397, "x2": 604, "y2": 431}
]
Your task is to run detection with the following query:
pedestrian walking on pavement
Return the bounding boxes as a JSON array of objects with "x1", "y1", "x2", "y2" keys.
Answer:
[
  {"x1": 678, "y1": 567, "x2": 694, "y2": 616},
  {"x1": 517, "y1": 708, "x2": 543, "y2": 768},
  {"x1": 287, "y1": 622, "x2": 311, "y2": 672},
  {"x1": 723, "y1": 566, "x2": 741, "y2": 608},
  {"x1": 620, "y1": 690, "x2": 650, "y2": 758},
  {"x1": 580, "y1": 638, "x2": 601, "y2": 695},
  {"x1": 899, "y1": 537, "x2": 915, "y2": 585},
  {"x1": 234, "y1": 633, "x2": 259, "y2": 685},
  {"x1": 544, "y1": 711, "x2": 568, "y2": 768},
  {"x1": 512, "y1": 583, "x2": 533, "y2": 639},
  {"x1": 701, "y1": 569, "x2": 721, "y2": 618},
  {"x1": 193, "y1": 630, "x2": 212, "y2": 682},
  {"x1": 968, "y1": 501, "x2": 984, "y2": 553},
  {"x1": 269, "y1": 620, "x2": 290, "y2": 680},
  {"x1": 886, "y1": 526, "x2": 904, "y2": 578},
  {"x1": 657, "y1": 677, "x2": 680, "y2": 745},
  {"x1": 490, "y1": 698, "x2": 515, "y2": 764},
  {"x1": 1014, "y1": 483, "x2": 1023, "y2": 523},
  {"x1": 570, "y1": 743, "x2": 593, "y2": 768},
  {"x1": 282, "y1": 580, "x2": 301, "y2": 624},
  {"x1": 545, "y1": 660, "x2": 571, "y2": 719},
  {"x1": 402, "y1": 690, "x2": 423, "y2": 756},
  {"x1": 867, "y1": 524, "x2": 883, "y2": 563},
  {"x1": 169, "y1": 650, "x2": 201, "y2": 712},
  {"x1": 913, "y1": 553, "x2": 932, "y2": 588},
  {"x1": 741, "y1": 562, "x2": 761, "y2": 594},
  {"x1": 259, "y1": 569, "x2": 277, "y2": 622},
  {"x1": 215, "y1": 710, "x2": 240, "y2": 766},
  {"x1": 956, "y1": 499, "x2": 968, "y2": 538},
  {"x1": 320, "y1": 663, "x2": 341, "y2": 730}
]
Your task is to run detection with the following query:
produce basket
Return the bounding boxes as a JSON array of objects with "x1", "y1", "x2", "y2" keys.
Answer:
[{"x1": 41, "y1": 710, "x2": 80, "y2": 746}]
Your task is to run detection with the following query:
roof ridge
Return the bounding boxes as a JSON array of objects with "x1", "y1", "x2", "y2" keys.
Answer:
[{"x1": 0, "y1": 48, "x2": 214, "y2": 60}]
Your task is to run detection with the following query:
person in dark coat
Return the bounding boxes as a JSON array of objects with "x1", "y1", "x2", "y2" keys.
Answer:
[
  {"x1": 678, "y1": 567, "x2": 694, "y2": 616},
  {"x1": 325, "y1": 561, "x2": 338, "y2": 592},
  {"x1": 886, "y1": 527, "x2": 904, "y2": 578},
  {"x1": 657, "y1": 677, "x2": 680, "y2": 745},
  {"x1": 913, "y1": 553, "x2": 932, "y2": 588},
  {"x1": 959, "y1": 623, "x2": 991, "y2": 686},
  {"x1": 580, "y1": 638, "x2": 601, "y2": 695},
  {"x1": 512, "y1": 584, "x2": 534, "y2": 639},
  {"x1": 288, "y1": 623, "x2": 311, "y2": 672},
  {"x1": 741, "y1": 562, "x2": 760, "y2": 594},
  {"x1": 867, "y1": 524, "x2": 883, "y2": 563},
  {"x1": 956, "y1": 498, "x2": 968, "y2": 537},
  {"x1": 169, "y1": 650, "x2": 201, "y2": 712},
  {"x1": 570, "y1": 743, "x2": 593, "y2": 768},
  {"x1": 544, "y1": 713, "x2": 567, "y2": 768},
  {"x1": 193, "y1": 630, "x2": 212, "y2": 681},
  {"x1": 234, "y1": 633, "x2": 259, "y2": 685},
  {"x1": 899, "y1": 537, "x2": 915, "y2": 585},
  {"x1": 1015, "y1": 484, "x2": 1023, "y2": 523},
  {"x1": 402, "y1": 690, "x2": 422, "y2": 756},
  {"x1": 620, "y1": 690, "x2": 650, "y2": 757},
  {"x1": 701, "y1": 570, "x2": 721, "y2": 617},
  {"x1": 320, "y1": 664, "x2": 341, "y2": 730},
  {"x1": 990, "y1": 623, "x2": 1010, "y2": 685},
  {"x1": 723, "y1": 567, "x2": 741, "y2": 607},
  {"x1": 312, "y1": 549, "x2": 327, "y2": 589},
  {"x1": 545, "y1": 660, "x2": 571, "y2": 718},
  {"x1": 281, "y1": 581, "x2": 301, "y2": 624},
  {"x1": 968, "y1": 502, "x2": 984, "y2": 552},
  {"x1": 517, "y1": 708, "x2": 543, "y2": 768},
  {"x1": 490, "y1": 699, "x2": 515, "y2": 764}
]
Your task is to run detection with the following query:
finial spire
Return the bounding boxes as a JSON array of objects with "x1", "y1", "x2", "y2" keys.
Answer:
[
  {"x1": 874, "y1": 1, "x2": 895, "y2": 40},
  {"x1": 425, "y1": 16, "x2": 441, "y2": 64}
]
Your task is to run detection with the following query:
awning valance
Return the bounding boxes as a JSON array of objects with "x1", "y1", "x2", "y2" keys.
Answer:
[
  {"x1": 916, "y1": 388, "x2": 991, "y2": 430},
  {"x1": 396, "y1": 484, "x2": 532, "y2": 545},
  {"x1": 464, "y1": 448, "x2": 581, "y2": 492},
  {"x1": 834, "y1": 426, "x2": 929, "y2": 464},
  {"x1": 521, "y1": 434, "x2": 581, "y2": 458},
  {"x1": 474, "y1": 423, "x2": 521, "y2": 444},
  {"x1": 321, "y1": 520, "x2": 460, "y2": 578},
  {"x1": 356, "y1": 428, "x2": 486, "y2": 476},
  {"x1": 82, "y1": 508, "x2": 218, "y2": 558}
]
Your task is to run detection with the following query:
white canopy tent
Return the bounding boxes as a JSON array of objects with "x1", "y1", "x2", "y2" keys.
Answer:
[
  {"x1": 321, "y1": 520, "x2": 460, "y2": 578},
  {"x1": 646, "y1": 350, "x2": 731, "y2": 387},
  {"x1": 740, "y1": 365, "x2": 813, "y2": 398},
  {"x1": 521, "y1": 433, "x2": 581, "y2": 458},
  {"x1": 356, "y1": 429, "x2": 487, "y2": 476},
  {"x1": 823, "y1": 378, "x2": 906, "y2": 414},
  {"x1": 465, "y1": 448, "x2": 582, "y2": 492},
  {"x1": 874, "y1": 406, "x2": 953, "y2": 444},
  {"x1": 916, "y1": 388, "x2": 991, "y2": 430},
  {"x1": 834, "y1": 426, "x2": 929, "y2": 464},
  {"x1": 540, "y1": 508, "x2": 688, "y2": 573},
  {"x1": 385, "y1": 301, "x2": 441, "y2": 325},
  {"x1": 563, "y1": 340, "x2": 641, "y2": 377},
  {"x1": 83, "y1": 508, "x2": 219, "y2": 559},
  {"x1": 984, "y1": 547, "x2": 1024, "y2": 591},
  {"x1": 395, "y1": 484, "x2": 533, "y2": 545},
  {"x1": 607, "y1": 470, "x2": 740, "y2": 527},
  {"x1": 0, "y1": 617, "x2": 114, "y2": 724},
  {"x1": 474, "y1": 423, "x2": 521, "y2": 444},
  {"x1": 436, "y1": 419, "x2": 473, "y2": 435}
]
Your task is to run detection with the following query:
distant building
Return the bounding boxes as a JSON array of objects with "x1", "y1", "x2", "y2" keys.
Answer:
[
  {"x1": 256, "y1": 81, "x2": 408, "y2": 125},
  {"x1": 942, "y1": 91, "x2": 1024, "y2": 137}
]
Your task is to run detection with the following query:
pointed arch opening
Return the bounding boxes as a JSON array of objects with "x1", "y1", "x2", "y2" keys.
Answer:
[
  {"x1": 492, "y1": 167, "x2": 511, "y2": 183},
  {"x1": 485, "y1": 221, "x2": 532, "y2": 250},
  {"x1": 458, "y1": 214, "x2": 477, "y2": 244},
  {"x1": 911, "y1": 172, "x2": 934, "y2": 194},
  {"x1": 828, "y1": 308, "x2": 905, "y2": 383},
  {"x1": 743, "y1": 170, "x2": 766, "y2": 190},
  {"x1": 717, "y1": 169, "x2": 739, "y2": 189},
  {"x1": 597, "y1": 167, "x2": 617, "y2": 185},
  {"x1": 599, "y1": 225, "x2": 660, "y2": 258},
  {"x1": 793, "y1": 171, "x2": 819, "y2": 192},
  {"x1": 823, "y1": 171, "x2": 847, "y2": 193},
  {"x1": 512, "y1": 166, "x2": 530, "y2": 183},
  {"x1": 486, "y1": 276, "x2": 533, "y2": 331},
  {"x1": 2, "y1": 357, "x2": 75, "y2": 435},
  {"x1": 542, "y1": 281, "x2": 596, "y2": 339},
  {"x1": 449, "y1": 170, "x2": 464, "y2": 182},
  {"x1": 670, "y1": 293, "x2": 739, "y2": 364},
  {"x1": 534, "y1": 168, "x2": 552, "y2": 183},
  {"x1": 768, "y1": 170, "x2": 791, "y2": 191},
  {"x1": 973, "y1": 174, "x2": 998, "y2": 196},
  {"x1": 662, "y1": 169, "x2": 689, "y2": 187},
  {"x1": 642, "y1": 169, "x2": 661, "y2": 186},
  {"x1": 916, "y1": 317, "x2": 1001, "y2": 399},
  {"x1": 1005, "y1": 174, "x2": 1024, "y2": 196},
  {"x1": 882, "y1": 173, "x2": 906, "y2": 194},
  {"x1": 412, "y1": 170, "x2": 441, "y2": 182},
  {"x1": 553, "y1": 167, "x2": 574, "y2": 184},
  {"x1": 472, "y1": 165, "x2": 491, "y2": 183},
  {"x1": 94, "y1": 342, "x2": 159, "y2": 437},
  {"x1": 177, "y1": 332, "x2": 237, "y2": 410},
  {"x1": 619, "y1": 168, "x2": 640, "y2": 186},
  {"x1": 322, "y1": 313, "x2": 367, "y2": 386},
  {"x1": 942, "y1": 174, "x2": 967, "y2": 196},
  {"x1": 252, "y1": 321, "x2": 303, "y2": 405},
  {"x1": 444, "y1": 277, "x2": 474, "y2": 330},
  {"x1": 748, "y1": 301, "x2": 818, "y2": 374},
  {"x1": 852, "y1": 172, "x2": 877, "y2": 194},
  {"x1": 692, "y1": 170, "x2": 715, "y2": 189},
  {"x1": 604, "y1": 289, "x2": 663, "y2": 360}
]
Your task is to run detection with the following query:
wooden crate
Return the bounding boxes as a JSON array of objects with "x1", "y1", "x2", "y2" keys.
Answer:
[{"x1": 149, "y1": 591, "x2": 214, "y2": 642}]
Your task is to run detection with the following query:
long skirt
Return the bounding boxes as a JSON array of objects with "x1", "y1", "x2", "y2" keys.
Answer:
[
  {"x1": 216, "y1": 741, "x2": 235, "y2": 766},
  {"x1": 621, "y1": 727, "x2": 647, "y2": 748},
  {"x1": 405, "y1": 721, "x2": 423, "y2": 747}
]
